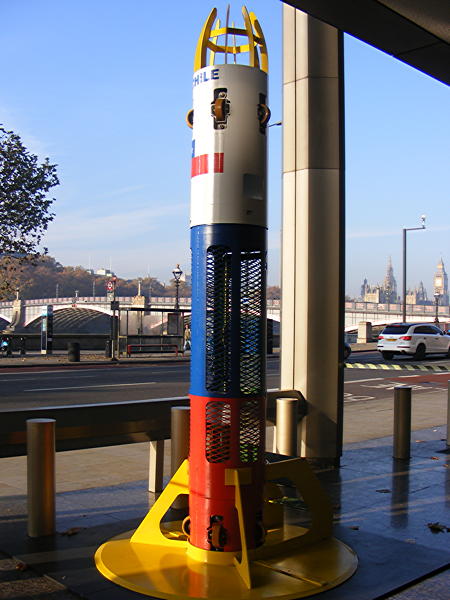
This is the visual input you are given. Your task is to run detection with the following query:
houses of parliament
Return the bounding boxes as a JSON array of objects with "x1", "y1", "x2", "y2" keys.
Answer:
[{"x1": 360, "y1": 258, "x2": 449, "y2": 306}]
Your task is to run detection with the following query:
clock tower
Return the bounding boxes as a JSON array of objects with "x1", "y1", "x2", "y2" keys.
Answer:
[{"x1": 434, "y1": 258, "x2": 449, "y2": 306}]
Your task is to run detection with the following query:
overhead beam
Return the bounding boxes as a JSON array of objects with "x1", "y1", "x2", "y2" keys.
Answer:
[{"x1": 283, "y1": 0, "x2": 450, "y2": 85}]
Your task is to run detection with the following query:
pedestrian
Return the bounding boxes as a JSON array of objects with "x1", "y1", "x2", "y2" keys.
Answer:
[{"x1": 183, "y1": 324, "x2": 191, "y2": 352}]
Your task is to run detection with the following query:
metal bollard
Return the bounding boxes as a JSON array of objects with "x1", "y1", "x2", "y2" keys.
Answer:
[
  {"x1": 274, "y1": 398, "x2": 298, "y2": 456},
  {"x1": 148, "y1": 440, "x2": 164, "y2": 493},
  {"x1": 27, "y1": 419, "x2": 56, "y2": 537},
  {"x1": 447, "y1": 380, "x2": 450, "y2": 447},
  {"x1": 171, "y1": 406, "x2": 190, "y2": 509},
  {"x1": 393, "y1": 386, "x2": 412, "y2": 460}
]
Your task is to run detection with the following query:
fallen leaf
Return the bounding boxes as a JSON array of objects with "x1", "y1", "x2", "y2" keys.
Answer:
[
  {"x1": 427, "y1": 522, "x2": 448, "y2": 533},
  {"x1": 61, "y1": 527, "x2": 84, "y2": 537},
  {"x1": 430, "y1": 457, "x2": 440, "y2": 460},
  {"x1": 15, "y1": 561, "x2": 28, "y2": 571},
  {"x1": 349, "y1": 525, "x2": 360, "y2": 530},
  {"x1": 415, "y1": 440, "x2": 425, "y2": 443},
  {"x1": 376, "y1": 489, "x2": 391, "y2": 494}
]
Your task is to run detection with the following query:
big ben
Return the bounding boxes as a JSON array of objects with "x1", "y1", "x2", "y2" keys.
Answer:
[{"x1": 434, "y1": 258, "x2": 449, "y2": 306}]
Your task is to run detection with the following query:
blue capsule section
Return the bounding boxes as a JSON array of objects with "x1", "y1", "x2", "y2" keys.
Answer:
[{"x1": 190, "y1": 224, "x2": 267, "y2": 399}]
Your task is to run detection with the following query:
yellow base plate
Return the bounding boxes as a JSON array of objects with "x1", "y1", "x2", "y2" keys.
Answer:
[{"x1": 95, "y1": 524, "x2": 357, "y2": 600}]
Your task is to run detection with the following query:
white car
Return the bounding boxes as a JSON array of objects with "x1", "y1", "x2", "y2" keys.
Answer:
[{"x1": 377, "y1": 322, "x2": 450, "y2": 360}]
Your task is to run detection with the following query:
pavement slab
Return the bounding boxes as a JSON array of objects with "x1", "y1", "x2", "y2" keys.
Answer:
[{"x1": 0, "y1": 427, "x2": 448, "y2": 600}]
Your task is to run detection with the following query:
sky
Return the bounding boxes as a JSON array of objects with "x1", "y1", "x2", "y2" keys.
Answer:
[{"x1": 0, "y1": 0, "x2": 448, "y2": 296}]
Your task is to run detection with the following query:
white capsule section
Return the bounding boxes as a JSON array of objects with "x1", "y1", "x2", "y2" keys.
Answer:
[{"x1": 190, "y1": 64, "x2": 268, "y2": 228}]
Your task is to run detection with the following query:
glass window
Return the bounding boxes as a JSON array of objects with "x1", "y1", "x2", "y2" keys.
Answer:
[
  {"x1": 382, "y1": 325, "x2": 409, "y2": 334},
  {"x1": 429, "y1": 326, "x2": 443, "y2": 334}
]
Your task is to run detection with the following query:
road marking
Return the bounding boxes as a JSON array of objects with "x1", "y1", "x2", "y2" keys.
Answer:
[
  {"x1": 345, "y1": 362, "x2": 450, "y2": 372},
  {"x1": 0, "y1": 375, "x2": 97, "y2": 382},
  {"x1": 0, "y1": 368, "x2": 121, "y2": 376},
  {"x1": 345, "y1": 377, "x2": 383, "y2": 384},
  {"x1": 344, "y1": 392, "x2": 375, "y2": 402},
  {"x1": 25, "y1": 382, "x2": 157, "y2": 392},
  {"x1": 345, "y1": 375, "x2": 421, "y2": 384},
  {"x1": 361, "y1": 382, "x2": 444, "y2": 392}
]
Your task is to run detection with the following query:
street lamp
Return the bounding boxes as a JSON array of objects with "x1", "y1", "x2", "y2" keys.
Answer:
[
  {"x1": 402, "y1": 215, "x2": 426, "y2": 322},
  {"x1": 434, "y1": 292, "x2": 440, "y2": 324},
  {"x1": 172, "y1": 264, "x2": 183, "y2": 311}
]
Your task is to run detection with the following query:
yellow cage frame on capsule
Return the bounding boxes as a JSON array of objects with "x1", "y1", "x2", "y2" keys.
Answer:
[{"x1": 194, "y1": 6, "x2": 268, "y2": 73}]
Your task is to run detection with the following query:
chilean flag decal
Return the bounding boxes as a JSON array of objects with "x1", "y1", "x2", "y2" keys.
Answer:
[{"x1": 191, "y1": 141, "x2": 224, "y2": 178}]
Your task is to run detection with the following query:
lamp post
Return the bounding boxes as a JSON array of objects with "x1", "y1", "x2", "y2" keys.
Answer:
[
  {"x1": 402, "y1": 215, "x2": 426, "y2": 322},
  {"x1": 172, "y1": 264, "x2": 183, "y2": 311},
  {"x1": 434, "y1": 292, "x2": 440, "y2": 324}
]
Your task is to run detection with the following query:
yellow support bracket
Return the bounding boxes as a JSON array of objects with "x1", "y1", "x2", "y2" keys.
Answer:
[
  {"x1": 96, "y1": 457, "x2": 357, "y2": 599},
  {"x1": 130, "y1": 459, "x2": 189, "y2": 547}
]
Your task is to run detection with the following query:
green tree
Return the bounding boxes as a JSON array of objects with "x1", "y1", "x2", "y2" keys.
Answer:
[
  {"x1": 0, "y1": 125, "x2": 59, "y2": 298},
  {"x1": 267, "y1": 285, "x2": 281, "y2": 299}
]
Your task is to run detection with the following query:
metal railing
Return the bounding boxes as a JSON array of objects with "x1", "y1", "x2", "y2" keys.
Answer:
[{"x1": 0, "y1": 389, "x2": 305, "y2": 459}]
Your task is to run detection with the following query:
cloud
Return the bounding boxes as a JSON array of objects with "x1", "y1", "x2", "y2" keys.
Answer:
[
  {"x1": 95, "y1": 184, "x2": 148, "y2": 200},
  {"x1": 44, "y1": 202, "x2": 186, "y2": 245},
  {"x1": 268, "y1": 229, "x2": 281, "y2": 250},
  {"x1": 347, "y1": 228, "x2": 398, "y2": 240},
  {"x1": 0, "y1": 106, "x2": 53, "y2": 158}
]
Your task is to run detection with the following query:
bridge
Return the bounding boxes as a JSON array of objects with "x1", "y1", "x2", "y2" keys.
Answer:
[{"x1": 0, "y1": 296, "x2": 448, "y2": 333}]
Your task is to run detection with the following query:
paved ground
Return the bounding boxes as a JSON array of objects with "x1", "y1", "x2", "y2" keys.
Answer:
[{"x1": 1, "y1": 348, "x2": 449, "y2": 599}]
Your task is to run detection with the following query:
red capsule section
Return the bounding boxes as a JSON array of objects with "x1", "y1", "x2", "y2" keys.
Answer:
[{"x1": 188, "y1": 393, "x2": 266, "y2": 552}]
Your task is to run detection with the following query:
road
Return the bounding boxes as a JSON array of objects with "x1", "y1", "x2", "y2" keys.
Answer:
[
  {"x1": 1, "y1": 351, "x2": 449, "y2": 411},
  {"x1": 344, "y1": 350, "x2": 450, "y2": 403}
]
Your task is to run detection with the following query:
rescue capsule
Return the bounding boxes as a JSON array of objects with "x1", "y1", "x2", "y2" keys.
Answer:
[{"x1": 187, "y1": 5, "x2": 270, "y2": 553}]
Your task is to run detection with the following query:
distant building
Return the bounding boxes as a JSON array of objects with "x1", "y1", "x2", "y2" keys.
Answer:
[
  {"x1": 406, "y1": 281, "x2": 429, "y2": 305},
  {"x1": 434, "y1": 258, "x2": 449, "y2": 306},
  {"x1": 94, "y1": 268, "x2": 115, "y2": 278},
  {"x1": 361, "y1": 257, "x2": 399, "y2": 303},
  {"x1": 360, "y1": 256, "x2": 448, "y2": 307}
]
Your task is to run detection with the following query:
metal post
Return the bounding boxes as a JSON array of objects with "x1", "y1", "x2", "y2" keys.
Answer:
[
  {"x1": 402, "y1": 228, "x2": 407, "y2": 322},
  {"x1": 170, "y1": 406, "x2": 190, "y2": 474},
  {"x1": 393, "y1": 386, "x2": 412, "y2": 459},
  {"x1": 434, "y1": 293, "x2": 440, "y2": 324},
  {"x1": 274, "y1": 398, "x2": 298, "y2": 456},
  {"x1": 447, "y1": 380, "x2": 450, "y2": 447},
  {"x1": 171, "y1": 407, "x2": 190, "y2": 509},
  {"x1": 148, "y1": 440, "x2": 164, "y2": 493},
  {"x1": 402, "y1": 218, "x2": 426, "y2": 323},
  {"x1": 27, "y1": 418, "x2": 56, "y2": 537}
]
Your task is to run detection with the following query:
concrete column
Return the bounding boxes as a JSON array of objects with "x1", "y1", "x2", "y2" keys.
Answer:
[
  {"x1": 357, "y1": 321, "x2": 372, "y2": 343},
  {"x1": 280, "y1": 6, "x2": 345, "y2": 465}
]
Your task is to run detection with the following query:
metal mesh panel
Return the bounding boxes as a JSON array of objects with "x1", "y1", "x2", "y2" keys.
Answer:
[
  {"x1": 240, "y1": 251, "x2": 264, "y2": 394},
  {"x1": 206, "y1": 246, "x2": 232, "y2": 392},
  {"x1": 206, "y1": 401, "x2": 231, "y2": 462},
  {"x1": 239, "y1": 400, "x2": 261, "y2": 463}
]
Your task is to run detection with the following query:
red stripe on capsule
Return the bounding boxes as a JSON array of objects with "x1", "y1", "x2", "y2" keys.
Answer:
[
  {"x1": 191, "y1": 154, "x2": 209, "y2": 177},
  {"x1": 191, "y1": 153, "x2": 224, "y2": 177},
  {"x1": 214, "y1": 152, "x2": 224, "y2": 173}
]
